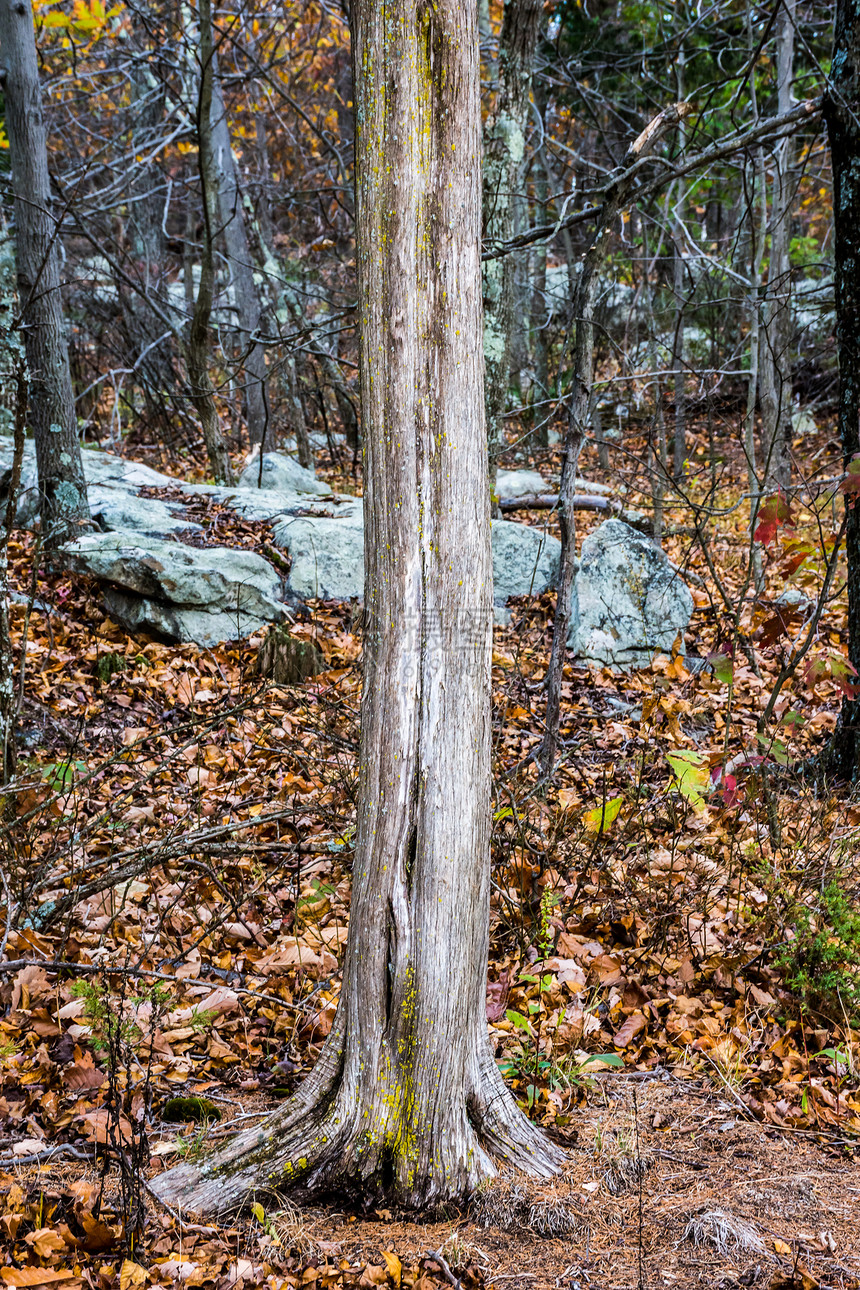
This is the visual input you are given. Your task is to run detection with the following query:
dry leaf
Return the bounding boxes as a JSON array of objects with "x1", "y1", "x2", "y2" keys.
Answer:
[{"x1": 119, "y1": 1261, "x2": 148, "y2": 1290}]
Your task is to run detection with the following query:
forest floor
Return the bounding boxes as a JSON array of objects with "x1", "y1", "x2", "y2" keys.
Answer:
[{"x1": 1, "y1": 406, "x2": 859, "y2": 1290}]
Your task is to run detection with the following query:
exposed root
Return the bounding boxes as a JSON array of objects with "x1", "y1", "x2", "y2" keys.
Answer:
[{"x1": 681, "y1": 1208, "x2": 766, "y2": 1256}]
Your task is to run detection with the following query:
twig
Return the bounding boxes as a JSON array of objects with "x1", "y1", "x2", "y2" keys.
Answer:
[
  {"x1": 0, "y1": 1144, "x2": 95, "y2": 1167},
  {"x1": 426, "y1": 1251, "x2": 464, "y2": 1290}
]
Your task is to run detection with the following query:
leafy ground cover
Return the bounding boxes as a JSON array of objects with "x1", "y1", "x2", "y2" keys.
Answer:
[{"x1": 1, "y1": 408, "x2": 859, "y2": 1289}]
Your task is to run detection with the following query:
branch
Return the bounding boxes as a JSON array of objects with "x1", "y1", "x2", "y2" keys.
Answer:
[{"x1": 483, "y1": 97, "x2": 822, "y2": 261}]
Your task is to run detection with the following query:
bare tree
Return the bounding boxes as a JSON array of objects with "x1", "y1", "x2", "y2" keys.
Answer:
[
  {"x1": 0, "y1": 0, "x2": 90, "y2": 545},
  {"x1": 150, "y1": 0, "x2": 564, "y2": 1216},
  {"x1": 187, "y1": 0, "x2": 235, "y2": 485}
]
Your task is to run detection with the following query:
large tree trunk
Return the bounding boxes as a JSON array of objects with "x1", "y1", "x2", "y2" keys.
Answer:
[
  {"x1": 210, "y1": 62, "x2": 269, "y2": 449},
  {"x1": 150, "y1": 0, "x2": 564, "y2": 1217},
  {"x1": 0, "y1": 0, "x2": 90, "y2": 547},
  {"x1": 823, "y1": 0, "x2": 860, "y2": 779},
  {"x1": 186, "y1": 0, "x2": 235, "y2": 485},
  {"x1": 482, "y1": 0, "x2": 542, "y2": 501}
]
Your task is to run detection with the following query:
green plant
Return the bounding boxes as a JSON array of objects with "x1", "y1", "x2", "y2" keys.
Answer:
[{"x1": 777, "y1": 881, "x2": 860, "y2": 1023}]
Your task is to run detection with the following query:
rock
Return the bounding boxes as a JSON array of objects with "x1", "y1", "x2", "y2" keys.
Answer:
[
  {"x1": 791, "y1": 406, "x2": 818, "y2": 438},
  {"x1": 238, "y1": 451, "x2": 329, "y2": 495},
  {"x1": 88, "y1": 484, "x2": 200, "y2": 538},
  {"x1": 496, "y1": 469, "x2": 547, "y2": 499},
  {"x1": 63, "y1": 530, "x2": 284, "y2": 646},
  {"x1": 774, "y1": 586, "x2": 816, "y2": 615},
  {"x1": 255, "y1": 624, "x2": 325, "y2": 683},
  {"x1": 569, "y1": 519, "x2": 693, "y2": 669},
  {"x1": 276, "y1": 515, "x2": 365, "y2": 601},
  {"x1": 274, "y1": 514, "x2": 561, "y2": 605},
  {"x1": 491, "y1": 520, "x2": 560, "y2": 603}
]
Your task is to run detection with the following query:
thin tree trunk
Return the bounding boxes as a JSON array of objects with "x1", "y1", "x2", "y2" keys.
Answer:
[
  {"x1": 187, "y1": 0, "x2": 235, "y2": 485},
  {"x1": 482, "y1": 0, "x2": 542, "y2": 502},
  {"x1": 541, "y1": 103, "x2": 691, "y2": 779},
  {"x1": 822, "y1": 0, "x2": 860, "y2": 779},
  {"x1": 671, "y1": 49, "x2": 687, "y2": 481},
  {"x1": 0, "y1": 0, "x2": 90, "y2": 546},
  {"x1": 759, "y1": 0, "x2": 795, "y2": 492},
  {"x1": 0, "y1": 358, "x2": 25, "y2": 783},
  {"x1": 210, "y1": 62, "x2": 269, "y2": 449},
  {"x1": 151, "y1": 0, "x2": 564, "y2": 1217}
]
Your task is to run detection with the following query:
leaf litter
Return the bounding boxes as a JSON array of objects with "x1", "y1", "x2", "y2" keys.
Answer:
[{"x1": 1, "y1": 412, "x2": 860, "y2": 1289}]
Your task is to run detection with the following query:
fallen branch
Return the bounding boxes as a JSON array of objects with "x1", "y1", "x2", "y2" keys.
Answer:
[{"x1": 498, "y1": 492, "x2": 651, "y2": 531}]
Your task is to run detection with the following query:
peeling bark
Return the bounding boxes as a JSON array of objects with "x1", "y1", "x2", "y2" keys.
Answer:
[{"x1": 151, "y1": 0, "x2": 565, "y2": 1217}]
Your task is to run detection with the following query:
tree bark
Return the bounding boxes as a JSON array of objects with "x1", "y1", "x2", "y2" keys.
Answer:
[
  {"x1": 482, "y1": 0, "x2": 542, "y2": 501},
  {"x1": 210, "y1": 61, "x2": 269, "y2": 449},
  {"x1": 823, "y1": 0, "x2": 860, "y2": 779},
  {"x1": 187, "y1": 0, "x2": 235, "y2": 485},
  {"x1": 150, "y1": 0, "x2": 564, "y2": 1217},
  {"x1": 0, "y1": 0, "x2": 90, "y2": 546}
]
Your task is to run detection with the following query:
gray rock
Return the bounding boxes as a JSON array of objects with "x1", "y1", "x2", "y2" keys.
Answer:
[
  {"x1": 569, "y1": 519, "x2": 693, "y2": 669},
  {"x1": 791, "y1": 406, "x2": 818, "y2": 437},
  {"x1": 496, "y1": 469, "x2": 547, "y2": 499},
  {"x1": 774, "y1": 586, "x2": 816, "y2": 615},
  {"x1": 491, "y1": 520, "x2": 560, "y2": 603},
  {"x1": 88, "y1": 484, "x2": 200, "y2": 538},
  {"x1": 63, "y1": 530, "x2": 284, "y2": 646},
  {"x1": 277, "y1": 515, "x2": 365, "y2": 601},
  {"x1": 274, "y1": 514, "x2": 562, "y2": 605},
  {"x1": 238, "y1": 451, "x2": 329, "y2": 495}
]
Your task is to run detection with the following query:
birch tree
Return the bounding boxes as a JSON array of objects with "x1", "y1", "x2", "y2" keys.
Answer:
[
  {"x1": 0, "y1": 0, "x2": 90, "y2": 546},
  {"x1": 151, "y1": 0, "x2": 564, "y2": 1215}
]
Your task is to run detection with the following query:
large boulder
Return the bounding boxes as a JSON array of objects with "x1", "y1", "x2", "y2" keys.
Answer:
[
  {"x1": 238, "y1": 451, "x2": 329, "y2": 495},
  {"x1": 491, "y1": 520, "x2": 560, "y2": 603},
  {"x1": 569, "y1": 519, "x2": 693, "y2": 669},
  {"x1": 496, "y1": 469, "x2": 547, "y2": 499},
  {"x1": 276, "y1": 515, "x2": 365, "y2": 601},
  {"x1": 63, "y1": 530, "x2": 285, "y2": 646}
]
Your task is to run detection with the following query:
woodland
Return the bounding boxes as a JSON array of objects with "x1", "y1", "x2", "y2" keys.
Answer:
[{"x1": 0, "y1": 1, "x2": 860, "y2": 1289}]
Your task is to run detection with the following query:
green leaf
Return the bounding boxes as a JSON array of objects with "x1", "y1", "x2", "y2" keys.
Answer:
[
  {"x1": 666, "y1": 750, "x2": 710, "y2": 807},
  {"x1": 582, "y1": 795, "x2": 623, "y2": 834},
  {"x1": 708, "y1": 653, "x2": 734, "y2": 685},
  {"x1": 581, "y1": 1052, "x2": 625, "y2": 1068},
  {"x1": 505, "y1": 1009, "x2": 533, "y2": 1036}
]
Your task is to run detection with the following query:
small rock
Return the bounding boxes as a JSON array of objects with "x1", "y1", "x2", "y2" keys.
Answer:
[
  {"x1": 63, "y1": 530, "x2": 285, "y2": 646},
  {"x1": 496, "y1": 469, "x2": 547, "y2": 499}
]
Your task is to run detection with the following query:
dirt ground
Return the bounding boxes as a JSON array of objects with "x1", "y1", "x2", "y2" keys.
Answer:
[{"x1": 281, "y1": 1072, "x2": 860, "y2": 1290}]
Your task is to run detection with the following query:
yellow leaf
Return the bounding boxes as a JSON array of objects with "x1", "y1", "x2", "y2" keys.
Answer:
[
  {"x1": 381, "y1": 1252, "x2": 401, "y2": 1290},
  {"x1": 251, "y1": 1202, "x2": 266, "y2": 1224},
  {"x1": 119, "y1": 1261, "x2": 147, "y2": 1290},
  {"x1": 582, "y1": 795, "x2": 623, "y2": 834},
  {"x1": 773, "y1": 1238, "x2": 792, "y2": 1255}
]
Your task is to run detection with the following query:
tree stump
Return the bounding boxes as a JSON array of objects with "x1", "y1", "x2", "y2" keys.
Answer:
[{"x1": 256, "y1": 624, "x2": 324, "y2": 684}]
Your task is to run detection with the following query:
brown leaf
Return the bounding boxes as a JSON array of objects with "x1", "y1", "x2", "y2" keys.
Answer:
[
  {"x1": 79, "y1": 1211, "x2": 116, "y2": 1254},
  {"x1": 25, "y1": 1228, "x2": 68, "y2": 1258},
  {"x1": 613, "y1": 1011, "x2": 646, "y2": 1049},
  {"x1": 0, "y1": 1273, "x2": 77, "y2": 1287},
  {"x1": 119, "y1": 1261, "x2": 148, "y2": 1290},
  {"x1": 82, "y1": 1108, "x2": 132, "y2": 1145}
]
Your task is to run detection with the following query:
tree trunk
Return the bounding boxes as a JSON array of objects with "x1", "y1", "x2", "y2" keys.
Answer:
[
  {"x1": 823, "y1": 0, "x2": 860, "y2": 779},
  {"x1": 150, "y1": 0, "x2": 564, "y2": 1217},
  {"x1": 187, "y1": 0, "x2": 235, "y2": 485},
  {"x1": 482, "y1": 0, "x2": 542, "y2": 501},
  {"x1": 759, "y1": 0, "x2": 795, "y2": 492},
  {"x1": 671, "y1": 49, "x2": 687, "y2": 481},
  {"x1": 0, "y1": 0, "x2": 90, "y2": 546},
  {"x1": 210, "y1": 62, "x2": 269, "y2": 449}
]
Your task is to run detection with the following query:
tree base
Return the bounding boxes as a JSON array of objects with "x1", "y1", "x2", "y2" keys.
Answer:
[{"x1": 150, "y1": 1040, "x2": 566, "y2": 1218}]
